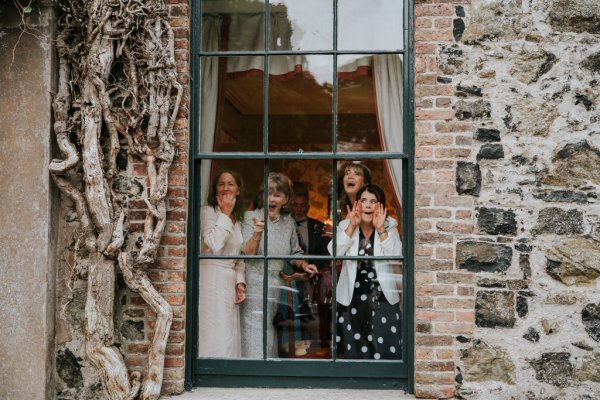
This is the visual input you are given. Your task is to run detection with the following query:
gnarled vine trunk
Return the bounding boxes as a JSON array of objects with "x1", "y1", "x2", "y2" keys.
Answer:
[{"x1": 50, "y1": 1, "x2": 182, "y2": 399}]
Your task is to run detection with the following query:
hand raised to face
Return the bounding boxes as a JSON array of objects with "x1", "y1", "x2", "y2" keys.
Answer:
[
  {"x1": 217, "y1": 193, "x2": 236, "y2": 217},
  {"x1": 347, "y1": 201, "x2": 362, "y2": 229},
  {"x1": 373, "y1": 202, "x2": 387, "y2": 231}
]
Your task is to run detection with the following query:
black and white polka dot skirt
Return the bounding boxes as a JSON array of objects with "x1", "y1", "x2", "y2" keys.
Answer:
[{"x1": 336, "y1": 259, "x2": 402, "y2": 360}]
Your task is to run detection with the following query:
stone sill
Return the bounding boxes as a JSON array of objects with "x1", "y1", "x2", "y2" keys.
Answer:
[{"x1": 164, "y1": 388, "x2": 415, "y2": 400}]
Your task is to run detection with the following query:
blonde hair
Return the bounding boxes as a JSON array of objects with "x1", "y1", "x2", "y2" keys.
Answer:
[{"x1": 256, "y1": 172, "x2": 293, "y2": 209}]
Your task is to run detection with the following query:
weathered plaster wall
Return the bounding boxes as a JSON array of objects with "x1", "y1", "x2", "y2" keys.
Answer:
[
  {"x1": 414, "y1": 0, "x2": 600, "y2": 398},
  {"x1": 0, "y1": 3, "x2": 57, "y2": 400}
]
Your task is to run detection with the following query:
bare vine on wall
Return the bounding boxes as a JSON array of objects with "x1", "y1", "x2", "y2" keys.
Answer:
[{"x1": 49, "y1": 1, "x2": 182, "y2": 399}]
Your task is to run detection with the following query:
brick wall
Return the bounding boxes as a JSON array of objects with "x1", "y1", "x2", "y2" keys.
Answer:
[
  {"x1": 121, "y1": 1, "x2": 190, "y2": 394},
  {"x1": 413, "y1": 1, "x2": 474, "y2": 398}
]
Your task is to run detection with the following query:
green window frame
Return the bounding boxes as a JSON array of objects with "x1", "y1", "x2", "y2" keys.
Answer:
[{"x1": 186, "y1": 0, "x2": 414, "y2": 391}]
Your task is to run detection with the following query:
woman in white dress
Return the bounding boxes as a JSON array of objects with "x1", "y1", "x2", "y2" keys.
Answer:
[
  {"x1": 241, "y1": 173, "x2": 318, "y2": 358},
  {"x1": 199, "y1": 170, "x2": 247, "y2": 358}
]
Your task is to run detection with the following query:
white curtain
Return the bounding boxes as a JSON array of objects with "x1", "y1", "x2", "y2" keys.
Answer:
[
  {"x1": 373, "y1": 54, "x2": 403, "y2": 210},
  {"x1": 227, "y1": 13, "x2": 304, "y2": 74},
  {"x1": 200, "y1": 16, "x2": 223, "y2": 205}
]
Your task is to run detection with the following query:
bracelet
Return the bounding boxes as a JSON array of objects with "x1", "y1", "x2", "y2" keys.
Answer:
[{"x1": 377, "y1": 229, "x2": 387, "y2": 235}]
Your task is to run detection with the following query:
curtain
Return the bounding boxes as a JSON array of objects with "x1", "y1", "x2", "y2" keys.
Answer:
[
  {"x1": 200, "y1": 16, "x2": 222, "y2": 205},
  {"x1": 373, "y1": 54, "x2": 403, "y2": 214}
]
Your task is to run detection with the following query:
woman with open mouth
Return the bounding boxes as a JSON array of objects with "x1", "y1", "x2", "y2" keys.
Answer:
[
  {"x1": 337, "y1": 162, "x2": 372, "y2": 221},
  {"x1": 241, "y1": 172, "x2": 318, "y2": 359},
  {"x1": 328, "y1": 184, "x2": 402, "y2": 360}
]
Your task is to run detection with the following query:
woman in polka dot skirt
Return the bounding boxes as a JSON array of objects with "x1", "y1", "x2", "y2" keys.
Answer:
[{"x1": 328, "y1": 184, "x2": 402, "y2": 360}]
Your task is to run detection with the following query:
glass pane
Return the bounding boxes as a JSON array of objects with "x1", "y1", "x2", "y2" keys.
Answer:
[
  {"x1": 336, "y1": 54, "x2": 403, "y2": 153},
  {"x1": 331, "y1": 159, "x2": 403, "y2": 359},
  {"x1": 199, "y1": 159, "x2": 264, "y2": 248},
  {"x1": 268, "y1": 259, "x2": 333, "y2": 359},
  {"x1": 199, "y1": 56, "x2": 264, "y2": 153},
  {"x1": 268, "y1": 55, "x2": 333, "y2": 152},
  {"x1": 198, "y1": 160, "x2": 264, "y2": 359},
  {"x1": 270, "y1": 0, "x2": 333, "y2": 51},
  {"x1": 336, "y1": 260, "x2": 404, "y2": 360},
  {"x1": 201, "y1": 0, "x2": 265, "y2": 52},
  {"x1": 239, "y1": 260, "x2": 266, "y2": 359},
  {"x1": 335, "y1": 159, "x2": 403, "y2": 225},
  {"x1": 338, "y1": 0, "x2": 403, "y2": 51}
]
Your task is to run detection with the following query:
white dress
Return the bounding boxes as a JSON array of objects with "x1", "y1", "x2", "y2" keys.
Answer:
[
  {"x1": 198, "y1": 206, "x2": 245, "y2": 358},
  {"x1": 240, "y1": 209, "x2": 302, "y2": 358}
]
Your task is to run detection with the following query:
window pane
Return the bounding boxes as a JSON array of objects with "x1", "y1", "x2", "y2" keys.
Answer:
[
  {"x1": 268, "y1": 55, "x2": 333, "y2": 152},
  {"x1": 239, "y1": 260, "x2": 266, "y2": 359},
  {"x1": 199, "y1": 159, "x2": 264, "y2": 252},
  {"x1": 198, "y1": 160, "x2": 264, "y2": 359},
  {"x1": 338, "y1": 0, "x2": 403, "y2": 51},
  {"x1": 336, "y1": 260, "x2": 403, "y2": 360},
  {"x1": 270, "y1": 0, "x2": 333, "y2": 51},
  {"x1": 201, "y1": 0, "x2": 265, "y2": 52},
  {"x1": 335, "y1": 159, "x2": 403, "y2": 226},
  {"x1": 336, "y1": 54, "x2": 403, "y2": 153},
  {"x1": 199, "y1": 56, "x2": 264, "y2": 154},
  {"x1": 266, "y1": 259, "x2": 333, "y2": 359}
]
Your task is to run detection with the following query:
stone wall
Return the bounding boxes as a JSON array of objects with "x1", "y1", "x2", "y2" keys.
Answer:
[
  {"x1": 414, "y1": 0, "x2": 600, "y2": 398},
  {"x1": 52, "y1": 1, "x2": 190, "y2": 397}
]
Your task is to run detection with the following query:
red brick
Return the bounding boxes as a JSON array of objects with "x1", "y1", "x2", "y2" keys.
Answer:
[
  {"x1": 456, "y1": 310, "x2": 476, "y2": 322},
  {"x1": 434, "y1": 147, "x2": 472, "y2": 158},
  {"x1": 434, "y1": 17, "x2": 452, "y2": 29},
  {"x1": 416, "y1": 296, "x2": 434, "y2": 308},
  {"x1": 416, "y1": 348, "x2": 434, "y2": 361},
  {"x1": 164, "y1": 357, "x2": 184, "y2": 368},
  {"x1": 415, "y1": 335, "x2": 453, "y2": 346},
  {"x1": 434, "y1": 322, "x2": 474, "y2": 335},
  {"x1": 165, "y1": 295, "x2": 185, "y2": 306},
  {"x1": 436, "y1": 272, "x2": 475, "y2": 284},
  {"x1": 415, "y1": 43, "x2": 437, "y2": 54},
  {"x1": 436, "y1": 221, "x2": 474, "y2": 234},
  {"x1": 416, "y1": 310, "x2": 455, "y2": 322},
  {"x1": 415, "y1": 385, "x2": 455, "y2": 399},
  {"x1": 434, "y1": 298, "x2": 475, "y2": 309},
  {"x1": 416, "y1": 134, "x2": 454, "y2": 146},
  {"x1": 158, "y1": 258, "x2": 186, "y2": 270},
  {"x1": 415, "y1": 108, "x2": 455, "y2": 121},
  {"x1": 415, "y1": 4, "x2": 454, "y2": 17},
  {"x1": 435, "y1": 121, "x2": 473, "y2": 133}
]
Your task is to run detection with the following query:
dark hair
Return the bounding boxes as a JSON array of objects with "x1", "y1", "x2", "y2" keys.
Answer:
[
  {"x1": 338, "y1": 161, "x2": 372, "y2": 207},
  {"x1": 356, "y1": 184, "x2": 386, "y2": 208},
  {"x1": 207, "y1": 169, "x2": 244, "y2": 221},
  {"x1": 292, "y1": 181, "x2": 309, "y2": 201},
  {"x1": 256, "y1": 172, "x2": 293, "y2": 210}
]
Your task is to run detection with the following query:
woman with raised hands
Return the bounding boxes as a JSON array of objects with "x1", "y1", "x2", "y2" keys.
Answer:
[{"x1": 328, "y1": 184, "x2": 402, "y2": 360}]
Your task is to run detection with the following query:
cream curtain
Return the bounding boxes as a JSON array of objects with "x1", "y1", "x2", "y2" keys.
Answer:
[
  {"x1": 373, "y1": 54, "x2": 403, "y2": 210},
  {"x1": 200, "y1": 15, "x2": 223, "y2": 205}
]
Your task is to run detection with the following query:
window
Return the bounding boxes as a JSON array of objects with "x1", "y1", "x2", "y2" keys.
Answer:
[{"x1": 188, "y1": 0, "x2": 413, "y2": 390}]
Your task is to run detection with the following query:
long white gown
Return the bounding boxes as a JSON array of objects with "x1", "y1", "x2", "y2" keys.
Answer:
[{"x1": 198, "y1": 206, "x2": 245, "y2": 358}]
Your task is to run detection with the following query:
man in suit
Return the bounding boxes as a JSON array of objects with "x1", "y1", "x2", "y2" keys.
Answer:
[{"x1": 289, "y1": 182, "x2": 332, "y2": 350}]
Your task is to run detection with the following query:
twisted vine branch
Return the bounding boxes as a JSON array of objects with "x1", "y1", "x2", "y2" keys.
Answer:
[{"x1": 50, "y1": 1, "x2": 181, "y2": 398}]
